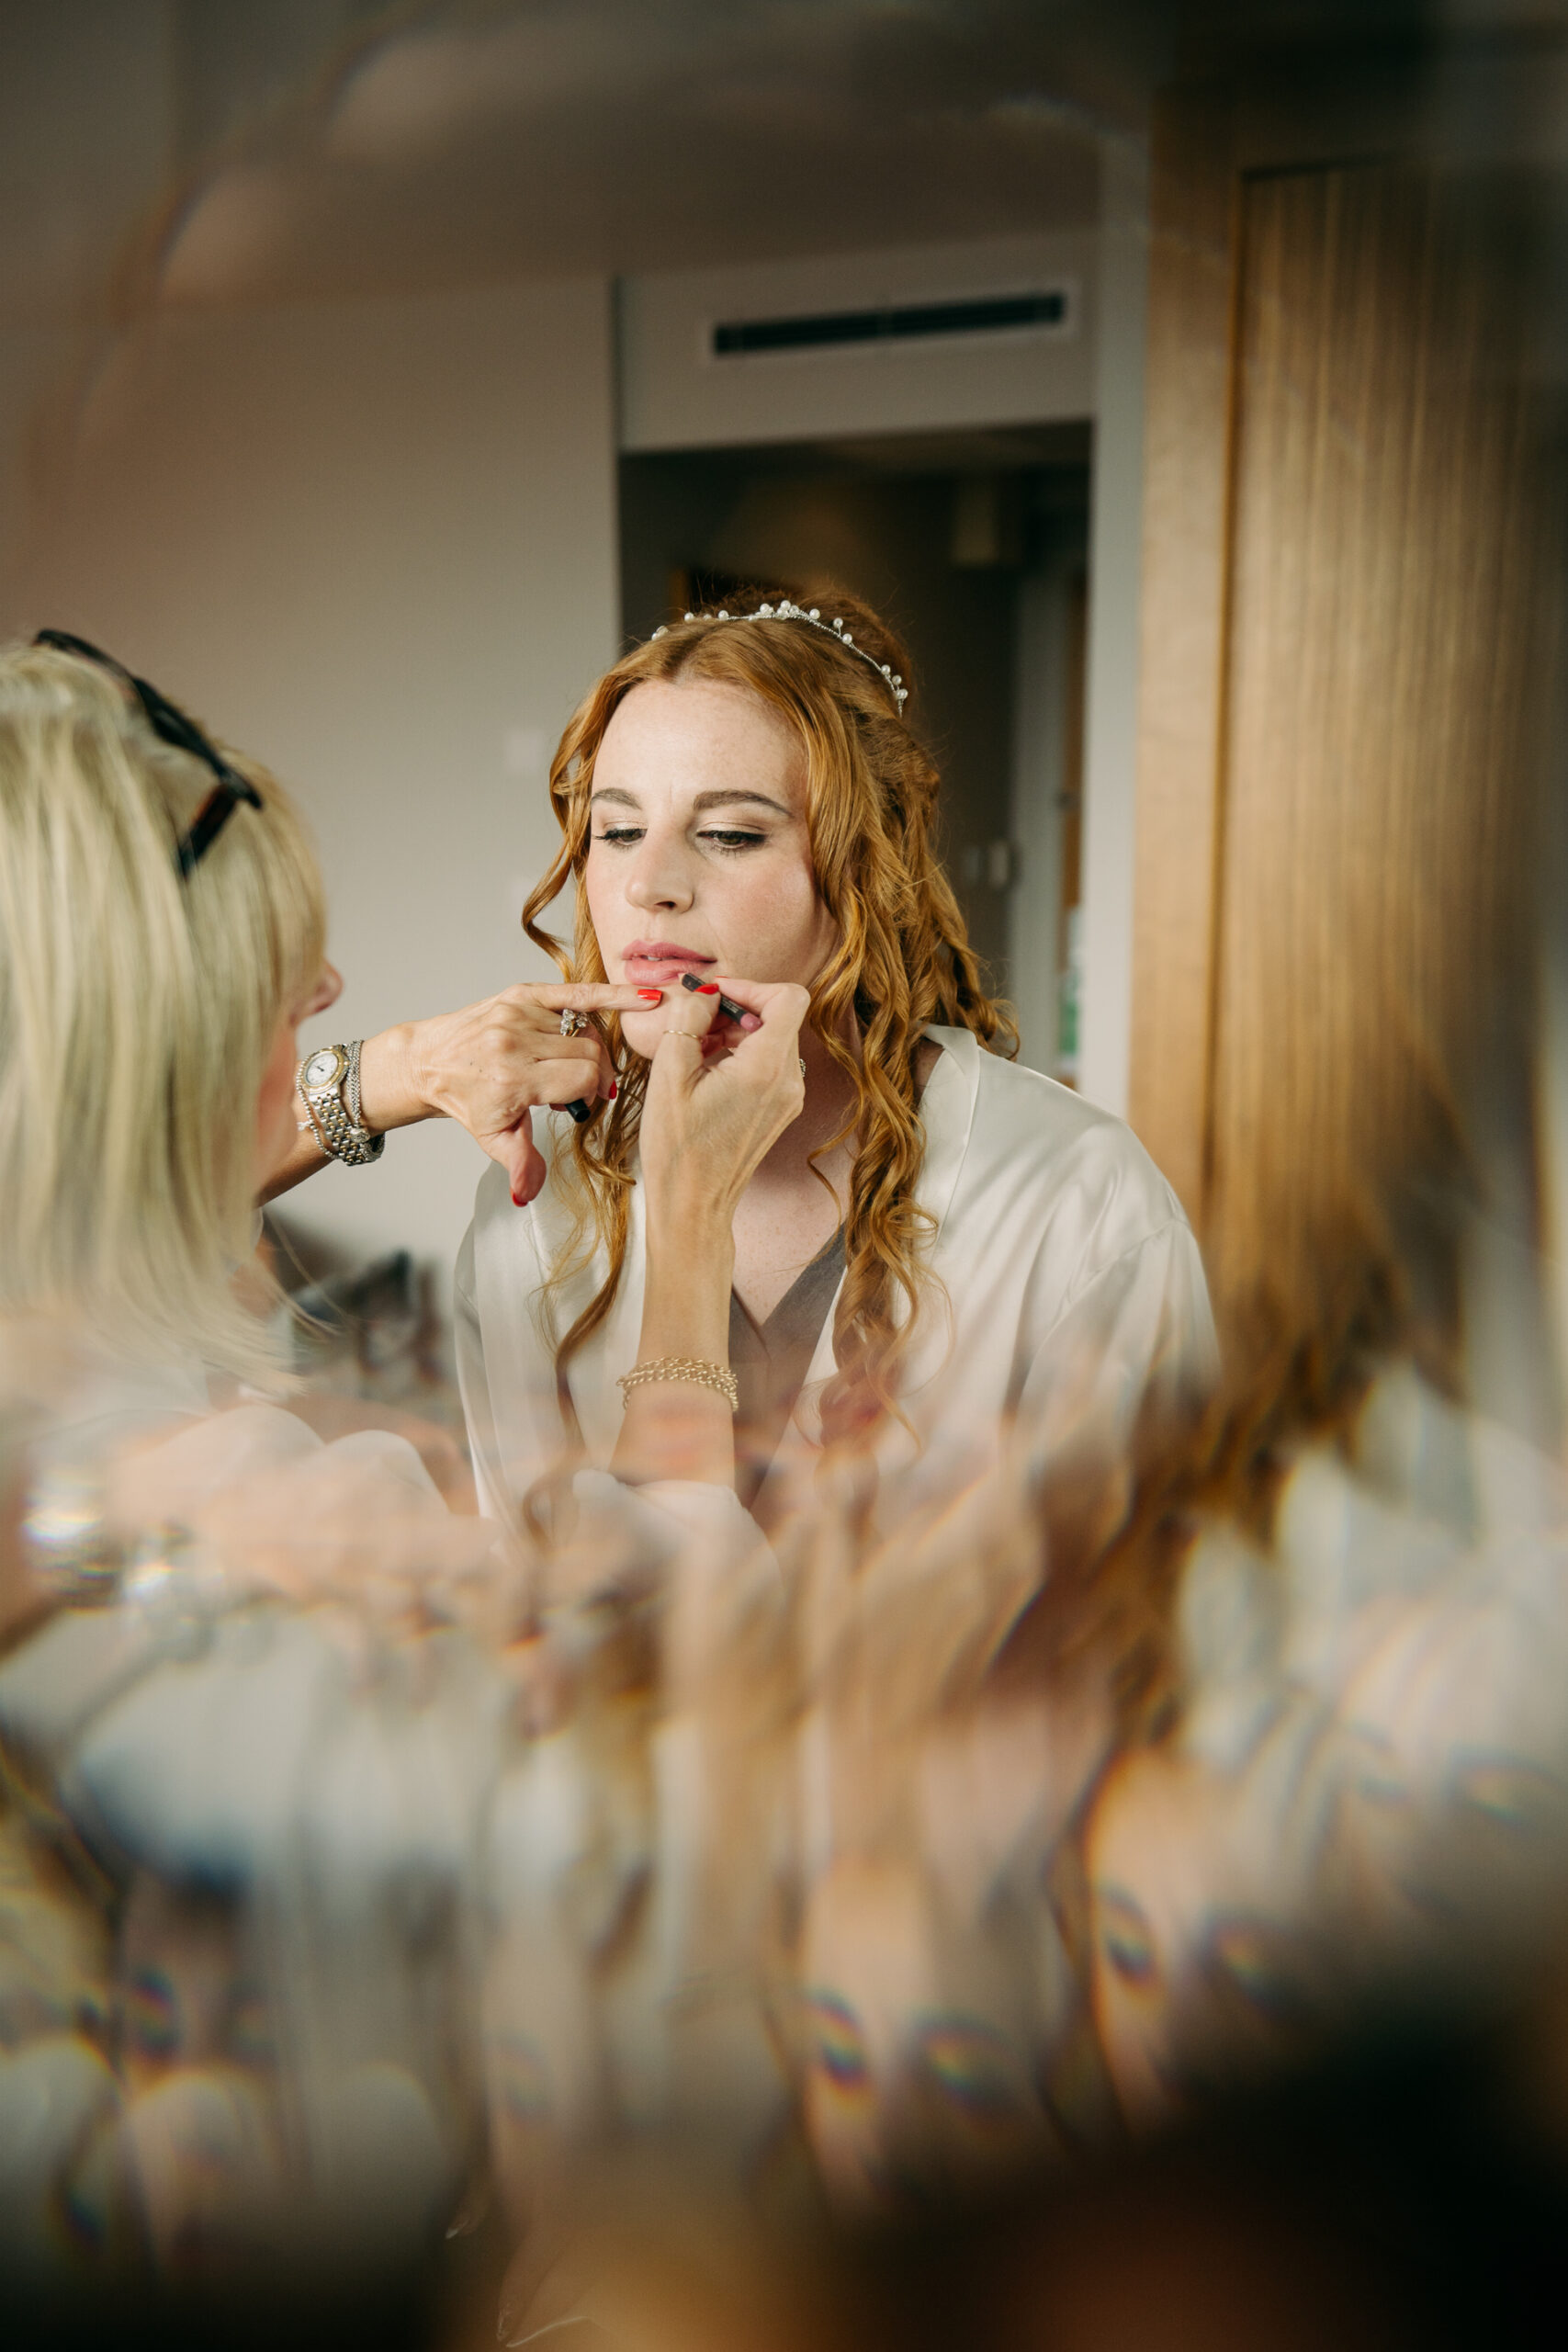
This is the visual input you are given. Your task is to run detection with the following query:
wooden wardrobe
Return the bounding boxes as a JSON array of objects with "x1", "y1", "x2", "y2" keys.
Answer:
[{"x1": 1128, "y1": 44, "x2": 1562, "y2": 1374}]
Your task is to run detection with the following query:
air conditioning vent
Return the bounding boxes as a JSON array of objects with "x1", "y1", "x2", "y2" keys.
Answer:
[{"x1": 710, "y1": 286, "x2": 1074, "y2": 360}]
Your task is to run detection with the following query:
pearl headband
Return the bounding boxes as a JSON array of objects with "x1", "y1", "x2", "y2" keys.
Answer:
[{"x1": 651, "y1": 599, "x2": 908, "y2": 714}]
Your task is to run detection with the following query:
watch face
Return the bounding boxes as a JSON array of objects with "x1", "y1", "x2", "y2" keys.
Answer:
[{"x1": 302, "y1": 1048, "x2": 342, "y2": 1091}]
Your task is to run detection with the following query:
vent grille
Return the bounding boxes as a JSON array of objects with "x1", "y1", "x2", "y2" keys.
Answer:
[{"x1": 711, "y1": 287, "x2": 1072, "y2": 360}]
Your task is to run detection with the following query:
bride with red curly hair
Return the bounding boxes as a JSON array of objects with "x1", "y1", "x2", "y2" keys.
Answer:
[{"x1": 449, "y1": 586, "x2": 1217, "y2": 1560}]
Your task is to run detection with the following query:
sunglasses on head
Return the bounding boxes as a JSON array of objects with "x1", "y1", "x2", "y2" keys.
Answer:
[{"x1": 33, "y1": 628, "x2": 264, "y2": 876}]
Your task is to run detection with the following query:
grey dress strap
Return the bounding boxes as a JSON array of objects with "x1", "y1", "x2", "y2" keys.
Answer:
[{"x1": 728, "y1": 1227, "x2": 845, "y2": 1510}]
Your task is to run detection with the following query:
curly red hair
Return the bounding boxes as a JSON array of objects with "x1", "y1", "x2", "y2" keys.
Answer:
[{"x1": 524, "y1": 584, "x2": 1016, "y2": 1445}]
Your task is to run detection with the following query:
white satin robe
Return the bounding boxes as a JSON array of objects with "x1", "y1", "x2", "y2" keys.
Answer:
[{"x1": 455, "y1": 1025, "x2": 1220, "y2": 1560}]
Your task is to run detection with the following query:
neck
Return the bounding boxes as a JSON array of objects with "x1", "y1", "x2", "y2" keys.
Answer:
[{"x1": 748, "y1": 1013, "x2": 859, "y2": 1200}]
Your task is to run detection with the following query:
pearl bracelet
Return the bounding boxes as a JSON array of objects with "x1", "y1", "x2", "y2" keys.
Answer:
[{"x1": 617, "y1": 1357, "x2": 739, "y2": 1412}]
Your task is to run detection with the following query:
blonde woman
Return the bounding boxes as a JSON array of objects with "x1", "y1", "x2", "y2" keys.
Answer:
[
  {"x1": 0, "y1": 632, "x2": 333, "y2": 1412},
  {"x1": 0, "y1": 634, "x2": 691, "y2": 2286},
  {"x1": 0, "y1": 633, "x2": 662, "y2": 1650},
  {"x1": 0, "y1": 632, "x2": 513, "y2": 2297},
  {"x1": 0, "y1": 633, "x2": 649, "y2": 1454},
  {"x1": 453, "y1": 590, "x2": 1219, "y2": 1567}
]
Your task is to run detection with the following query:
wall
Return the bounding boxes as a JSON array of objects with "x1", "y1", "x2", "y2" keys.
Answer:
[
  {"x1": 1010, "y1": 507, "x2": 1089, "y2": 1078},
  {"x1": 13, "y1": 273, "x2": 618, "y2": 1306}
]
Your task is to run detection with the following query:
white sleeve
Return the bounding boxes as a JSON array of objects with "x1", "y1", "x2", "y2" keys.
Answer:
[
  {"x1": 0, "y1": 1402, "x2": 480, "y2": 1777},
  {"x1": 566, "y1": 1469, "x2": 776, "y2": 1578},
  {"x1": 456, "y1": 1189, "x2": 781, "y2": 1590},
  {"x1": 1016, "y1": 1216, "x2": 1219, "y2": 1556},
  {"x1": 454, "y1": 1216, "x2": 514, "y2": 1531},
  {"x1": 560, "y1": 1471, "x2": 784, "y2": 1700}
]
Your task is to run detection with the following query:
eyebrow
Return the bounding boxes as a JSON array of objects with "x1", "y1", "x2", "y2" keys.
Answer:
[{"x1": 588, "y1": 786, "x2": 794, "y2": 819}]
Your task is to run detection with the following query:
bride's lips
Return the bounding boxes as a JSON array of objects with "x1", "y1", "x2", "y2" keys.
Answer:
[{"x1": 622, "y1": 941, "x2": 716, "y2": 985}]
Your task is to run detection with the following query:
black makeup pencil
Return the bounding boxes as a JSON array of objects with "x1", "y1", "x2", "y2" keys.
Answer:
[
  {"x1": 560, "y1": 974, "x2": 751, "y2": 1123},
  {"x1": 679, "y1": 969, "x2": 750, "y2": 1022}
]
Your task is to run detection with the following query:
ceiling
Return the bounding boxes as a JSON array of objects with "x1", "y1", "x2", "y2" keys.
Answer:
[
  {"x1": 0, "y1": 0, "x2": 1558, "y2": 326},
  {"x1": 155, "y1": 0, "x2": 1169, "y2": 310}
]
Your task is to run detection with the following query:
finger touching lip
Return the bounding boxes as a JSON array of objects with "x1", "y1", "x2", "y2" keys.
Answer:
[
  {"x1": 679, "y1": 971, "x2": 762, "y2": 1028},
  {"x1": 558, "y1": 983, "x2": 675, "y2": 1005}
]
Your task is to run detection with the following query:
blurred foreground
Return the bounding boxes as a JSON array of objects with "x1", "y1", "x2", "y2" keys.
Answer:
[
  {"x1": 7, "y1": 4, "x2": 1568, "y2": 2345},
  {"x1": 6, "y1": 1272, "x2": 1568, "y2": 2346}
]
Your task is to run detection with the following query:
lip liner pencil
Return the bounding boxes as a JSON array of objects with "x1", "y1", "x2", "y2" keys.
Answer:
[
  {"x1": 560, "y1": 972, "x2": 751, "y2": 1123},
  {"x1": 678, "y1": 969, "x2": 751, "y2": 1023}
]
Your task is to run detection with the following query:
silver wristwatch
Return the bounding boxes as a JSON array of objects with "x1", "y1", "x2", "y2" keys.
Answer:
[{"x1": 296, "y1": 1039, "x2": 385, "y2": 1166}]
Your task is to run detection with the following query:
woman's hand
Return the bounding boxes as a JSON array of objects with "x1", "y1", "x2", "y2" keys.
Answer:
[
  {"x1": 639, "y1": 978, "x2": 811, "y2": 1232},
  {"x1": 385, "y1": 984, "x2": 658, "y2": 1206},
  {"x1": 265, "y1": 983, "x2": 656, "y2": 1208},
  {"x1": 610, "y1": 980, "x2": 809, "y2": 1491}
]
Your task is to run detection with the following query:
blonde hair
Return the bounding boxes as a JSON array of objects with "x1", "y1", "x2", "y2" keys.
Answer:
[
  {"x1": 0, "y1": 640, "x2": 326, "y2": 1382},
  {"x1": 524, "y1": 586, "x2": 1016, "y2": 1444}
]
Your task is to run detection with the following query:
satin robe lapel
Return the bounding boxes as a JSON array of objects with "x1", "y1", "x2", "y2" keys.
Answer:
[
  {"x1": 566, "y1": 1147, "x2": 649, "y2": 1468},
  {"x1": 751, "y1": 1025, "x2": 980, "y2": 1527}
]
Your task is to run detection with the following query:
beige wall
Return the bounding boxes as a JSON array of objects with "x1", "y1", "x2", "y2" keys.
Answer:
[{"x1": 13, "y1": 274, "x2": 618, "y2": 1299}]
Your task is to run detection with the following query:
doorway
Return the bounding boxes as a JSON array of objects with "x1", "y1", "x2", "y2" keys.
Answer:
[{"x1": 617, "y1": 424, "x2": 1089, "y2": 1076}]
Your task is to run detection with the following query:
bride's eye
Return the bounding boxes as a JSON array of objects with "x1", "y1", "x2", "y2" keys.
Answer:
[
  {"x1": 698, "y1": 828, "x2": 767, "y2": 852},
  {"x1": 593, "y1": 827, "x2": 644, "y2": 846}
]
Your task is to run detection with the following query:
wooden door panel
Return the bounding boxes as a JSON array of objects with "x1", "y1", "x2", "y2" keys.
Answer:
[
  {"x1": 1127, "y1": 88, "x2": 1239, "y2": 1222},
  {"x1": 1132, "y1": 96, "x2": 1548, "y2": 1348}
]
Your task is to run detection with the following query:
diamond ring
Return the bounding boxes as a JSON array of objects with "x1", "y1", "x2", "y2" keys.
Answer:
[{"x1": 559, "y1": 1007, "x2": 588, "y2": 1038}]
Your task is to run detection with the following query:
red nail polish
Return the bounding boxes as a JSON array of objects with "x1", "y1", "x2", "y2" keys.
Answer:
[
  {"x1": 608, "y1": 1080, "x2": 618, "y2": 1099},
  {"x1": 511, "y1": 1188, "x2": 525, "y2": 1207},
  {"x1": 637, "y1": 988, "x2": 662, "y2": 1001},
  {"x1": 697, "y1": 982, "x2": 719, "y2": 994}
]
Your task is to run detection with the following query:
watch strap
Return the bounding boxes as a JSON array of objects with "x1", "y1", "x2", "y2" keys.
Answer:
[{"x1": 298, "y1": 1039, "x2": 385, "y2": 1166}]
